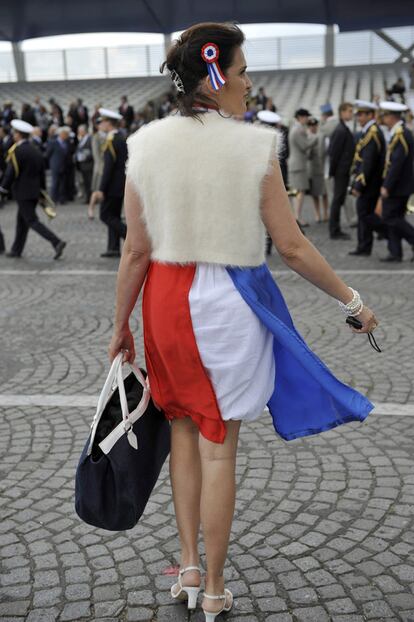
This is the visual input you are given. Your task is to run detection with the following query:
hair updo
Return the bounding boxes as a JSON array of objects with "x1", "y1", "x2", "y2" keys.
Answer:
[{"x1": 160, "y1": 22, "x2": 245, "y2": 120}]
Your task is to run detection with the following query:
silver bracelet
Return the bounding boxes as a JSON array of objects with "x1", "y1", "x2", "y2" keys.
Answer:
[
  {"x1": 347, "y1": 302, "x2": 364, "y2": 317},
  {"x1": 338, "y1": 288, "x2": 363, "y2": 315}
]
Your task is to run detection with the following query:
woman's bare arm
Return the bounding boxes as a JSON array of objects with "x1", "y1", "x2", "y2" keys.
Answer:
[
  {"x1": 260, "y1": 159, "x2": 377, "y2": 332},
  {"x1": 108, "y1": 179, "x2": 151, "y2": 361}
]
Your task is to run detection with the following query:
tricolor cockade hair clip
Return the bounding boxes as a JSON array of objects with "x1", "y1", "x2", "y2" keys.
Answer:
[
  {"x1": 201, "y1": 42, "x2": 227, "y2": 91},
  {"x1": 170, "y1": 68, "x2": 185, "y2": 93}
]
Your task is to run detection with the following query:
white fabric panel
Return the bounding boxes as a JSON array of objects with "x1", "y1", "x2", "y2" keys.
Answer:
[{"x1": 189, "y1": 263, "x2": 275, "y2": 422}]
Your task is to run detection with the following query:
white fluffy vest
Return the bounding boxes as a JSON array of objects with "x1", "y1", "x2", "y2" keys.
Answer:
[{"x1": 126, "y1": 111, "x2": 278, "y2": 266}]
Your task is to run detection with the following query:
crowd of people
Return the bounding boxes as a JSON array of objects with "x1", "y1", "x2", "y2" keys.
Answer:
[{"x1": 0, "y1": 79, "x2": 413, "y2": 262}]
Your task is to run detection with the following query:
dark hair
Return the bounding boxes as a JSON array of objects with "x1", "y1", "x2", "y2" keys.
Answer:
[
  {"x1": 338, "y1": 101, "x2": 353, "y2": 115},
  {"x1": 160, "y1": 22, "x2": 245, "y2": 120}
]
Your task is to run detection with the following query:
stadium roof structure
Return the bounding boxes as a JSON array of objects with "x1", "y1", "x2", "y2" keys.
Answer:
[{"x1": 0, "y1": 0, "x2": 413, "y2": 42}]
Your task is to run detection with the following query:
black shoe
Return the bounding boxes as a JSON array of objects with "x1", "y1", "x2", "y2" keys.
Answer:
[
  {"x1": 330, "y1": 232, "x2": 351, "y2": 240},
  {"x1": 349, "y1": 223, "x2": 358, "y2": 228},
  {"x1": 100, "y1": 251, "x2": 121, "y2": 258},
  {"x1": 54, "y1": 240, "x2": 66, "y2": 260},
  {"x1": 348, "y1": 249, "x2": 371, "y2": 256},
  {"x1": 5, "y1": 251, "x2": 21, "y2": 258},
  {"x1": 379, "y1": 255, "x2": 402, "y2": 263}
]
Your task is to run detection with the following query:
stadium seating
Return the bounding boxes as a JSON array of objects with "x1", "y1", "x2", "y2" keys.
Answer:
[
  {"x1": 249, "y1": 63, "x2": 410, "y2": 121},
  {"x1": 0, "y1": 75, "x2": 171, "y2": 117},
  {"x1": 0, "y1": 63, "x2": 409, "y2": 123}
]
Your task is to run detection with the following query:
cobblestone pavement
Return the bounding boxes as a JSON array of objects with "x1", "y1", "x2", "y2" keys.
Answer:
[{"x1": 0, "y1": 199, "x2": 413, "y2": 621}]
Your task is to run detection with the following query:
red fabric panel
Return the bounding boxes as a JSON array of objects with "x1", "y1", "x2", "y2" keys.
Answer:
[{"x1": 142, "y1": 262, "x2": 226, "y2": 444}]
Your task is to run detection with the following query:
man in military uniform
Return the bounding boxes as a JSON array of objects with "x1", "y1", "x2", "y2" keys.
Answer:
[
  {"x1": 379, "y1": 101, "x2": 414, "y2": 262},
  {"x1": 90, "y1": 108, "x2": 127, "y2": 258},
  {"x1": 0, "y1": 119, "x2": 66, "y2": 259},
  {"x1": 349, "y1": 100, "x2": 388, "y2": 256}
]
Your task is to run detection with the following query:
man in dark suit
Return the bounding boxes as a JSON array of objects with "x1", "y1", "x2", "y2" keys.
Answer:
[
  {"x1": 0, "y1": 119, "x2": 66, "y2": 259},
  {"x1": 76, "y1": 124, "x2": 94, "y2": 203},
  {"x1": 328, "y1": 102, "x2": 354, "y2": 240},
  {"x1": 73, "y1": 98, "x2": 89, "y2": 130},
  {"x1": 119, "y1": 96, "x2": 134, "y2": 130},
  {"x1": 46, "y1": 126, "x2": 72, "y2": 204},
  {"x1": 90, "y1": 108, "x2": 127, "y2": 257},
  {"x1": 379, "y1": 101, "x2": 414, "y2": 262},
  {"x1": 2, "y1": 101, "x2": 16, "y2": 127},
  {"x1": 349, "y1": 100, "x2": 388, "y2": 256}
]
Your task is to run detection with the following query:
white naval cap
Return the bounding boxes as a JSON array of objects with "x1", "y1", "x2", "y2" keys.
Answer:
[
  {"x1": 353, "y1": 99, "x2": 378, "y2": 111},
  {"x1": 257, "y1": 110, "x2": 281, "y2": 125},
  {"x1": 379, "y1": 101, "x2": 408, "y2": 113},
  {"x1": 98, "y1": 107, "x2": 123, "y2": 121},
  {"x1": 11, "y1": 119, "x2": 34, "y2": 134}
]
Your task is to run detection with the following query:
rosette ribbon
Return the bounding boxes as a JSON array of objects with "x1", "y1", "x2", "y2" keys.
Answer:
[{"x1": 201, "y1": 42, "x2": 226, "y2": 91}]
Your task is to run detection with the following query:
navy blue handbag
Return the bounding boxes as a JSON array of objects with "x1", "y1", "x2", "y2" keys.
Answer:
[{"x1": 75, "y1": 353, "x2": 170, "y2": 531}]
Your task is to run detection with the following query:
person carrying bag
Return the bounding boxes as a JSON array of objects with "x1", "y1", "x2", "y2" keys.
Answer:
[{"x1": 75, "y1": 351, "x2": 170, "y2": 531}]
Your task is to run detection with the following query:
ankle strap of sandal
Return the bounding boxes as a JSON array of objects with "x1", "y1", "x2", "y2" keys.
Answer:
[
  {"x1": 203, "y1": 592, "x2": 226, "y2": 599},
  {"x1": 180, "y1": 565, "x2": 201, "y2": 575}
]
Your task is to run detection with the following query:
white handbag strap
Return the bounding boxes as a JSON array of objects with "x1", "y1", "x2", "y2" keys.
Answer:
[
  {"x1": 88, "y1": 352, "x2": 150, "y2": 455},
  {"x1": 94, "y1": 352, "x2": 123, "y2": 423}
]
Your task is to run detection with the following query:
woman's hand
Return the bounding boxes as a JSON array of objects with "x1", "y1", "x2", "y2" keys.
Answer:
[
  {"x1": 349, "y1": 305, "x2": 379, "y2": 334},
  {"x1": 108, "y1": 326, "x2": 136, "y2": 363}
]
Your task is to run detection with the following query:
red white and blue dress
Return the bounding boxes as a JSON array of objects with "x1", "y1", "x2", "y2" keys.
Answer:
[
  {"x1": 142, "y1": 261, "x2": 373, "y2": 447},
  {"x1": 140, "y1": 108, "x2": 374, "y2": 445}
]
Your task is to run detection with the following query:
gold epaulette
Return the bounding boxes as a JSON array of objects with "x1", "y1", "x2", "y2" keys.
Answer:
[
  {"x1": 355, "y1": 172, "x2": 366, "y2": 186},
  {"x1": 363, "y1": 124, "x2": 382, "y2": 151},
  {"x1": 6, "y1": 143, "x2": 19, "y2": 176},
  {"x1": 389, "y1": 125, "x2": 409, "y2": 156},
  {"x1": 383, "y1": 126, "x2": 410, "y2": 177},
  {"x1": 103, "y1": 135, "x2": 116, "y2": 161}
]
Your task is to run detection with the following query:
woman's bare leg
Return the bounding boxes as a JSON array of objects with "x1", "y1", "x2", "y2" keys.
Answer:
[
  {"x1": 312, "y1": 195, "x2": 321, "y2": 222},
  {"x1": 294, "y1": 191, "x2": 305, "y2": 223},
  {"x1": 170, "y1": 417, "x2": 202, "y2": 588},
  {"x1": 322, "y1": 193, "x2": 329, "y2": 221},
  {"x1": 199, "y1": 420, "x2": 241, "y2": 613}
]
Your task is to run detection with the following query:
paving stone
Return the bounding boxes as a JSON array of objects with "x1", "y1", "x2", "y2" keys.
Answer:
[
  {"x1": 65, "y1": 583, "x2": 91, "y2": 600},
  {"x1": 93, "y1": 584, "x2": 122, "y2": 601},
  {"x1": 26, "y1": 608, "x2": 60, "y2": 622},
  {"x1": 256, "y1": 597, "x2": 288, "y2": 612},
  {"x1": 250, "y1": 582, "x2": 277, "y2": 597},
  {"x1": 1, "y1": 200, "x2": 414, "y2": 622},
  {"x1": 33, "y1": 588, "x2": 62, "y2": 608},
  {"x1": 94, "y1": 600, "x2": 125, "y2": 617},
  {"x1": 326, "y1": 598, "x2": 357, "y2": 614},
  {"x1": 60, "y1": 601, "x2": 91, "y2": 620},
  {"x1": 278, "y1": 570, "x2": 308, "y2": 590},
  {"x1": 0, "y1": 600, "x2": 31, "y2": 616},
  {"x1": 362, "y1": 599, "x2": 395, "y2": 618},
  {"x1": 292, "y1": 606, "x2": 330, "y2": 621},
  {"x1": 288, "y1": 587, "x2": 319, "y2": 604},
  {"x1": 306, "y1": 569, "x2": 336, "y2": 586},
  {"x1": 126, "y1": 607, "x2": 154, "y2": 621},
  {"x1": 319, "y1": 587, "x2": 348, "y2": 607}
]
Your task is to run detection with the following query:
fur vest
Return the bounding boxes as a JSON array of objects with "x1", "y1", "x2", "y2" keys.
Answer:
[{"x1": 126, "y1": 111, "x2": 279, "y2": 266}]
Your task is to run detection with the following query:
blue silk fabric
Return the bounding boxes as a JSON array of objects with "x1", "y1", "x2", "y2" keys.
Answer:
[{"x1": 226, "y1": 264, "x2": 374, "y2": 441}]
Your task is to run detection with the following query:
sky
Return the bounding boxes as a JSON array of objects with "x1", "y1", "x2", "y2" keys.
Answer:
[{"x1": 12, "y1": 23, "x2": 328, "y2": 51}]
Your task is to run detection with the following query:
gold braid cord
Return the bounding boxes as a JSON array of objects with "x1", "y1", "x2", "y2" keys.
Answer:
[
  {"x1": 352, "y1": 125, "x2": 381, "y2": 178},
  {"x1": 383, "y1": 126, "x2": 409, "y2": 178},
  {"x1": 103, "y1": 136, "x2": 116, "y2": 161},
  {"x1": 6, "y1": 144, "x2": 19, "y2": 177}
]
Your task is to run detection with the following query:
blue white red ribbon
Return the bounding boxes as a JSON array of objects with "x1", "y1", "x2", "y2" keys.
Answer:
[{"x1": 201, "y1": 43, "x2": 226, "y2": 91}]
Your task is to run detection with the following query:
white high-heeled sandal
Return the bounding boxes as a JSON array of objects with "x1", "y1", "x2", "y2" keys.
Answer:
[
  {"x1": 170, "y1": 565, "x2": 202, "y2": 610},
  {"x1": 202, "y1": 588, "x2": 233, "y2": 621}
]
